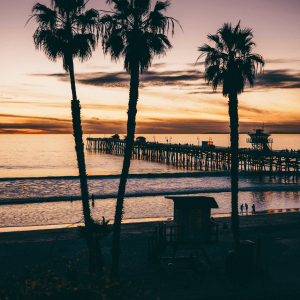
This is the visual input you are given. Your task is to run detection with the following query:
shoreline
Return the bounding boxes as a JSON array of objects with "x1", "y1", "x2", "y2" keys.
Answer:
[{"x1": 1, "y1": 208, "x2": 300, "y2": 233}]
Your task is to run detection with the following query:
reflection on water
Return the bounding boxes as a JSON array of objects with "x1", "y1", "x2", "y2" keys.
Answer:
[
  {"x1": 1, "y1": 191, "x2": 300, "y2": 228},
  {"x1": 0, "y1": 174, "x2": 299, "y2": 203}
]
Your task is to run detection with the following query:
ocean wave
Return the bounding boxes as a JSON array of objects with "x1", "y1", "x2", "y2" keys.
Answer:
[
  {"x1": 0, "y1": 171, "x2": 231, "y2": 181},
  {"x1": 1, "y1": 184, "x2": 300, "y2": 206}
]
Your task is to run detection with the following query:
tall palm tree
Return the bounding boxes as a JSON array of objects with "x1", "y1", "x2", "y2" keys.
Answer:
[
  {"x1": 100, "y1": 0, "x2": 180, "y2": 278},
  {"x1": 28, "y1": 0, "x2": 99, "y2": 272},
  {"x1": 197, "y1": 22, "x2": 264, "y2": 251}
]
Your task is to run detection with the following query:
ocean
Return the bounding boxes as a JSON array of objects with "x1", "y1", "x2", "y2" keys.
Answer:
[{"x1": 0, "y1": 134, "x2": 300, "y2": 228}]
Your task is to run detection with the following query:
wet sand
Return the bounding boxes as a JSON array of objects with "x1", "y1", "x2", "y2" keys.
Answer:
[{"x1": 1, "y1": 212, "x2": 300, "y2": 299}]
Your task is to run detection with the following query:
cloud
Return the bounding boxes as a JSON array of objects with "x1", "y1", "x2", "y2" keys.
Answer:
[
  {"x1": 0, "y1": 100, "x2": 71, "y2": 108},
  {"x1": 265, "y1": 59, "x2": 300, "y2": 64},
  {"x1": 140, "y1": 69, "x2": 202, "y2": 86},
  {"x1": 0, "y1": 114, "x2": 73, "y2": 134},
  {"x1": 32, "y1": 67, "x2": 300, "y2": 96},
  {"x1": 32, "y1": 69, "x2": 203, "y2": 89},
  {"x1": 150, "y1": 63, "x2": 168, "y2": 69},
  {"x1": 0, "y1": 113, "x2": 127, "y2": 134},
  {"x1": 186, "y1": 62, "x2": 205, "y2": 67},
  {"x1": 254, "y1": 69, "x2": 300, "y2": 89},
  {"x1": 83, "y1": 103, "x2": 128, "y2": 111},
  {"x1": 238, "y1": 105, "x2": 264, "y2": 114},
  {"x1": 1, "y1": 113, "x2": 300, "y2": 134},
  {"x1": 135, "y1": 118, "x2": 230, "y2": 134}
]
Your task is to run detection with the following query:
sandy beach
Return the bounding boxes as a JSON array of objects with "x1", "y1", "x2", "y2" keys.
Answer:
[{"x1": 1, "y1": 211, "x2": 300, "y2": 300}]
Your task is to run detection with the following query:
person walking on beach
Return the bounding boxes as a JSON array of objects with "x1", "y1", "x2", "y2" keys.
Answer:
[
  {"x1": 252, "y1": 204, "x2": 256, "y2": 215},
  {"x1": 245, "y1": 203, "x2": 248, "y2": 214},
  {"x1": 240, "y1": 204, "x2": 244, "y2": 215},
  {"x1": 92, "y1": 194, "x2": 95, "y2": 207}
]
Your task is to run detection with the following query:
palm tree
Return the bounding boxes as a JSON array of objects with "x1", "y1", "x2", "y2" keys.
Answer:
[
  {"x1": 28, "y1": 0, "x2": 99, "y2": 272},
  {"x1": 100, "y1": 0, "x2": 180, "y2": 278},
  {"x1": 197, "y1": 22, "x2": 264, "y2": 251}
]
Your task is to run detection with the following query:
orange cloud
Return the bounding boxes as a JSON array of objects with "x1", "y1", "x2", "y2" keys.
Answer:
[{"x1": 1, "y1": 113, "x2": 300, "y2": 134}]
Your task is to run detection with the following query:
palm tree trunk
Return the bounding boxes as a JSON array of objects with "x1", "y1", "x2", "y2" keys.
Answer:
[
  {"x1": 68, "y1": 55, "x2": 95, "y2": 273},
  {"x1": 228, "y1": 92, "x2": 240, "y2": 252},
  {"x1": 111, "y1": 58, "x2": 139, "y2": 279}
]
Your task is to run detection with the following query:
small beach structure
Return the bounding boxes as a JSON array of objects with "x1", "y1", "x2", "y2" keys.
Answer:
[{"x1": 148, "y1": 196, "x2": 219, "y2": 261}]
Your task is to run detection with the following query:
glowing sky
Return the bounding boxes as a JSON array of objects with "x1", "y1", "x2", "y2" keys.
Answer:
[{"x1": 1, "y1": 0, "x2": 300, "y2": 134}]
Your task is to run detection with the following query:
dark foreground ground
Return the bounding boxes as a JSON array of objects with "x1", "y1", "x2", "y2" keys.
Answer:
[{"x1": 1, "y1": 212, "x2": 300, "y2": 300}]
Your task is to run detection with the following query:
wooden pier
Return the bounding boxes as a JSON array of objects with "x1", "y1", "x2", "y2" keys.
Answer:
[{"x1": 86, "y1": 137, "x2": 300, "y2": 175}]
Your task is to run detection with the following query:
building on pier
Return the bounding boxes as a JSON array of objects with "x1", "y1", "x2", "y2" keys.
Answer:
[
  {"x1": 202, "y1": 137, "x2": 215, "y2": 148},
  {"x1": 111, "y1": 134, "x2": 120, "y2": 140},
  {"x1": 136, "y1": 136, "x2": 146, "y2": 143}
]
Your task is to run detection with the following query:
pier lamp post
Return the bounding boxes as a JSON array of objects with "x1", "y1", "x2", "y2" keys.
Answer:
[
  {"x1": 197, "y1": 136, "x2": 200, "y2": 146},
  {"x1": 153, "y1": 136, "x2": 155, "y2": 142},
  {"x1": 169, "y1": 136, "x2": 172, "y2": 144}
]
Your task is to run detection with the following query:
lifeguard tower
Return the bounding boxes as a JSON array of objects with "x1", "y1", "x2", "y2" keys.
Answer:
[
  {"x1": 247, "y1": 127, "x2": 273, "y2": 152},
  {"x1": 148, "y1": 196, "x2": 219, "y2": 261}
]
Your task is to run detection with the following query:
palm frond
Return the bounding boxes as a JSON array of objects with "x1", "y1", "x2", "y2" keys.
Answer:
[
  {"x1": 28, "y1": 0, "x2": 98, "y2": 72},
  {"x1": 30, "y1": 3, "x2": 57, "y2": 29},
  {"x1": 197, "y1": 21, "x2": 264, "y2": 95},
  {"x1": 154, "y1": 0, "x2": 170, "y2": 12},
  {"x1": 73, "y1": 33, "x2": 96, "y2": 61},
  {"x1": 101, "y1": 0, "x2": 179, "y2": 73},
  {"x1": 134, "y1": 0, "x2": 151, "y2": 14}
]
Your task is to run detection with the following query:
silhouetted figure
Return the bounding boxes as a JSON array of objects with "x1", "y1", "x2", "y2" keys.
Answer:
[
  {"x1": 252, "y1": 204, "x2": 256, "y2": 215},
  {"x1": 70, "y1": 196, "x2": 73, "y2": 203},
  {"x1": 240, "y1": 204, "x2": 244, "y2": 215},
  {"x1": 245, "y1": 203, "x2": 248, "y2": 214},
  {"x1": 92, "y1": 194, "x2": 95, "y2": 207}
]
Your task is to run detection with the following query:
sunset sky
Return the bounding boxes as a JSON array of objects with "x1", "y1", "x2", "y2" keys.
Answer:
[{"x1": 1, "y1": 0, "x2": 300, "y2": 134}]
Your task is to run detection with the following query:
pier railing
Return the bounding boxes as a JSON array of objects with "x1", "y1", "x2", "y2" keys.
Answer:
[{"x1": 86, "y1": 137, "x2": 300, "y2": 175}]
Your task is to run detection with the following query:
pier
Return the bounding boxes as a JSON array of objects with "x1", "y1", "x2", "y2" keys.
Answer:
[{"x1": 86, "y1": 136, "x2": 300, "y2": 176}]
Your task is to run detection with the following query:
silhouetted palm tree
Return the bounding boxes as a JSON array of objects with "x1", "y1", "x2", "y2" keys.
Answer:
[
  {"x1": 197, "y1": 22, "x2": 264, "y2": 251},
  {"x1": 100, "y1": 0, "x2": 180, "y2": 278},
  {"x1": 28, "y1": 0, "x2": 98, "y2": 272}
]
